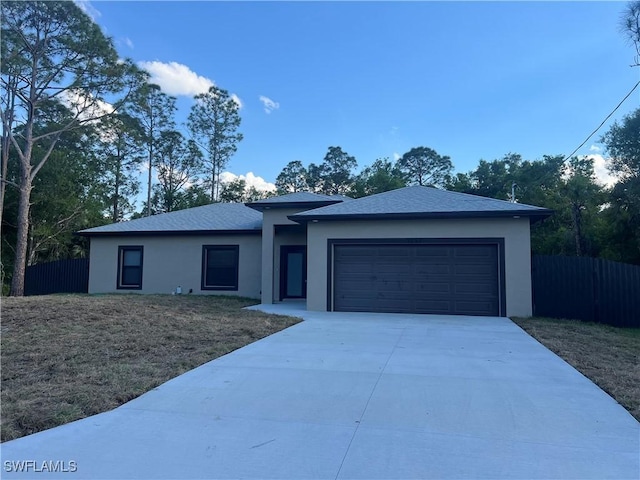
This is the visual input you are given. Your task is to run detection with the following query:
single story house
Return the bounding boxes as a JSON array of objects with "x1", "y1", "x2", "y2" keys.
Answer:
[{"x1": 78, "y1": 186, "x2": 551, "y2": 317}]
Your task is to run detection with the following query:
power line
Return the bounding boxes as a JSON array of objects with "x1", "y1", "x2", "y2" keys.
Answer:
[{"x1": 562, "y1": 80, "x2": 640, "y2": 161}]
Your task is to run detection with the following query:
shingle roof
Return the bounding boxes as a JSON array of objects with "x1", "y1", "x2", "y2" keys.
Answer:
[
  {"x1": 78, "y1": 203, "x2": 263, "y2": 236},
  {"x1": 289, "y1": 186, "x2": 552, "y2": 222},
  {"x1": 246, "y1": 191, "x2": 349, "y2": 211},
  {"x1": 249, "y1": 192, "x2": 337, "y2": 203}
]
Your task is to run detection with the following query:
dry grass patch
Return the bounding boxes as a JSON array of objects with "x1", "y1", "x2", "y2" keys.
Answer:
[
  {"x1": 1, "y1": 294, "x2": 301, "y2": 442},
  {"x1": 512, "y1": 317, "x2": 640, "y2": 421}
]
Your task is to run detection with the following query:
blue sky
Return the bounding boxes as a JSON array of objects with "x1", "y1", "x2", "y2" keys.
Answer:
[{"x1": 83, "y1": 1, "x2": 639, "y2": 189}]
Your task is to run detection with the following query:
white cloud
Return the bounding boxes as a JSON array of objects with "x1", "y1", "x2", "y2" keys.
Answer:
[
  {"x1": 259, "y1": 95, "x2": 280, "y2": 114},
  {"x1": 74, "y1": 0, "x2": 101, "y2": 20},
  {"x1": 587, "y1": 154, "x2": 619, "y2": 187},
  {"x1": 231, "y1": 94, "x2": 244, "y2": 109},
  {"x1": 563, "y1": 154, "x2": 619, "y2": 187},
  {"x1": 589, "y1": 144, "x2": 602, "y2": 153},
  {"x1": 220, "y1": 172, "x2": 276, "y2": 192},
  {"x1": 60, "y1": 89, "x2": 114, "y2": 123},
  {"x1": 393, "y1": 152, "x2": 401, "y2": 161},
  {"x1": 138, "y1": 61, "x2": 214, "y2": 97},
  {"x1": 124, "y1": 37, "x2": 134, "y2": 49}
]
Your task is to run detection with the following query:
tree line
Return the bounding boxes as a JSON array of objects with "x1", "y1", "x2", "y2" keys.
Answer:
[
  {"x1": 1, "y1": 1, "x2": 246, "y2": 295},
  {"x1": 2, "y1": 1, "x2": 639, "y2": 296},
  {"x1": 273, "y1": 111, "x2": 640, "y2": 267}
]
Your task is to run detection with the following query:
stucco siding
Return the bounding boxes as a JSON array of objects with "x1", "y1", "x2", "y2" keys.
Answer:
[
  {"x1": 306, "y1": 218, "x2": 532, "y2": 317},
  {"x1": 88, "y1": 234, "x2": 261, "y2": 298},
  {"x1": 260, "y1": 208, "x2": 310, "y2": 304}
]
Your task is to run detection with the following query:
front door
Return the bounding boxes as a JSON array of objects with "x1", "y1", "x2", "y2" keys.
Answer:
[{"x1": 280, "y1": 246, "x2": 307, "y2": 300}]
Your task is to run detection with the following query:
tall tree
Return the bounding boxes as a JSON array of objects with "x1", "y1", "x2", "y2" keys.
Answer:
[
  {"x1": 245, "y1": 185, "x2": 270, "y2": 202},
  {"x1": 187, "y1": 86, "x2": 243, "y2": 202},
  {"x1": 179, "y1": 183, "x2": 213, "y2": 210},
  {"x1": 219, "y1": 178, "x2": 270, "y2": 203},
  {"x1": 0, "y1": 40, "x2": 20, "y2": 228},
  {"x1": 219, "y1": 178, "x2": 247, "y2": 203},
  {"x1": 561, "y1": 157, "x2": 606, "y2": 257},
  {"x1": 95, "y1": 113, "x2": 144, "y2": 222},
  {"x1": 2, "y1": 114, "x2": 105, "y2": 283},
  {"x1": 352, "y1": 158, "x2": 407, "y2": 198},
  {"x1": 127, "y1": 83, "x2": 177, "y2": 216},
  {"x1": 1, "y1": 1, "x2": 140, "y2": 295},
  {"x1": 397, "y1": 147, "x2": 453, "y2": 188},
  {"x1": 449, "y1": 160, "x2": 504, "y2": 198},
  {"x1": 306, "y1": 162, "x2": 324, "y2": 194},
  {"x1": 151, "y1": 131, "x2": 204, "y2": 213},
  {"x1": 447, "y1": 153, "x2": 593, "y2": 256},
  {"x1": 600, "y1": 108, "x2": 640, "y2": 264},
  {"x1": 513, "y1": 155, "x2": 565, "y2": 207},
  {"x1": 275, "y1": 160, "x2": 308, "y2": 194},
  {"x1": 602, "y1": 108, "x2": 640, "y2": 180},
  {"x1": 312, "y1": 146, "x2": 357, "y2": 195},
  {"x1": 621, "y1": 1, "x2": 640, "y2": 66}
]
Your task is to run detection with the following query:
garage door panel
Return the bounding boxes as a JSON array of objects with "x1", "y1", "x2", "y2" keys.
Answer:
[
  {"x1": 414, "y1": 265, "x2": 452, "y2": 275},
  {"x1": 375, "y1": 265, "x2": 412, "y2": 275},
  {"x1": 454, "y1": 263, "x2": 496, "y2": 275},
  {"x1": 336, "y1": 246, "x2": 378, "y2": 256},
  {"x1": 374, "y1": 281, "x2": 411, "y2": 292},
  {"x1": 455, "y1": 301, "x2": 497, "y2": 316},
  {"x1": 415, "y1": 246, "x2": 450, "y2": 257},
  {"x1": 336, "y1": 278, "x2": 375, "y2": 291},
  {"x1": 335, "y1": 256, "x2": 375, "y2": 264},
  {"x1": 453, "y1": 273, "x2": 497, "y2": 284},
  {"x1": 336, "y1": 266, "x2": 375, "y2": 276},
  {"x1": 376, "y1": 246, "x2": 411, "y2": 257},
  {"x1": 414, "y1": 300, "x2": 456, "y2": 314},
  {"x1": 414, "y1": 281, "x2": 452, "y2": 294},
  {"x1": 334, "y1": 243, "x2": 500, "y2": 316},
  {"x1": 454, "y1": 246, "x2": 494, "y2": 257},
  {"x1": 370, "y1": 302, "x2": 412, "y2": 313},
  {"x1": 455, "y1": 283, "x2": 497, "y2": 295}
]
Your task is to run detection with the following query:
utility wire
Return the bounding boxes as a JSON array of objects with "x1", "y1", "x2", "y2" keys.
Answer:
[{"x1": 562, "y1": 80, "x2": 640, "y2": 161}]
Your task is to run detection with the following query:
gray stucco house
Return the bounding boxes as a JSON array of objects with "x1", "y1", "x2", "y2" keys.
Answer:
[{"x1": 78, "y1": 186, "x2": 551, "y2": 317}]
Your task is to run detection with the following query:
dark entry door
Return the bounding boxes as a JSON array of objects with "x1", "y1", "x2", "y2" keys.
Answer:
[{"x1": 280, "y1": 246, "x2": 307, "y2": 300}]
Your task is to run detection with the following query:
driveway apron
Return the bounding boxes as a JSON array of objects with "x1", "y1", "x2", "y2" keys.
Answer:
[{"x1": 2, "y1": 304, "x2": 638, "y2": 479}]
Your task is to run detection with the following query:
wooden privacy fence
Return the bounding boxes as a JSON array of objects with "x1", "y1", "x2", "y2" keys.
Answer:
[
  {"x1": 25, "y1": 258, "x2": 89, "y2": 296},
  {"x1": 532, "y1": 255, "x2": 640, "y2": 328}
]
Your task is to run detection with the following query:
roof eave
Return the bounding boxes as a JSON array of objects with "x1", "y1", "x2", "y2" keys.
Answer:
[
  {"x1": 75, "y1": 229, "x2": 263, "y2": 237},
  {"x1": 245, "y1": 200, "x2": 344, "y2": 212},
  {"x1": 289, "y1": 210, "x2": 553, "y2": 224}
]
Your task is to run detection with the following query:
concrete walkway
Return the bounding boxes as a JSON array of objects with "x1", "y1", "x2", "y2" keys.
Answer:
[{"x1": 2, "y1": 305, "x2": 638, "y2": 479}]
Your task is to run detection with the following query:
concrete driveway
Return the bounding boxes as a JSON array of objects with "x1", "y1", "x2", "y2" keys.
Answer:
[{"x1": 2, "y1": 304, "x2": 638, "y2": 479}]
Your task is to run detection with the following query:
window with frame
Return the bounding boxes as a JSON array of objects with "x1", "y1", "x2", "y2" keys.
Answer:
[
  {"x1": 202, "y1": 245, "x2": 239, "y2": 290},
  {"x1": 118, "y1": 246, "x2": 143, "y2": 289}
]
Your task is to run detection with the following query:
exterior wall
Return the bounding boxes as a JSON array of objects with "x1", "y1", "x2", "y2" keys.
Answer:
[
  {"x1": 88, "y1": 234, "x2": 262, "y2": 298},
  {"x1": 260, "y1": 208, "x2": 309, "y2": 304},
  {"x1": 306, "y1": 217, "x2": 533, "y2": 317}
]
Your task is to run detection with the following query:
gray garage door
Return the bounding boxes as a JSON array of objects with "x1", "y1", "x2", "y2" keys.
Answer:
[{"x1": 333, "y1": 243, "x2": 500, "y2": 316}]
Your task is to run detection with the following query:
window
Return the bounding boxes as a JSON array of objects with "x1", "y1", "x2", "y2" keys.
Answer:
[
  {"x1": 117, "y1": 246, "x2": 143, "y2": 289},
  {"x1": 202, "y1": 245, "x2": 239, "y2": 290}
]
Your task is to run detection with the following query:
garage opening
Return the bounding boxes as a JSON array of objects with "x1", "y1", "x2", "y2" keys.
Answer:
[{"x1": 332, "y1": 240, "x2": 503, "y2": 316}]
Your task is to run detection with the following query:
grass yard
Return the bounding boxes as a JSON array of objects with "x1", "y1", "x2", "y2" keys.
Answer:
[
  {"x1": 0, "y1": 294, "x2": 301, "y2": 442},
  {"x1": 512, "y1": 316, "x2": 640, "y2": 422}
]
